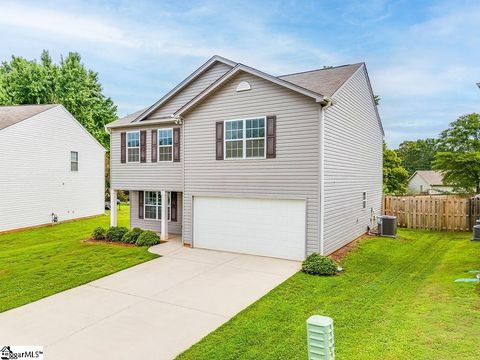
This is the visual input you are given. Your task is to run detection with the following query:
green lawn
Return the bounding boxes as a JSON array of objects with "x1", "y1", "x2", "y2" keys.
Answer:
[
  {"x1": 0, "y1": 205, "x2": 157, "y2": 313},
  {"x1": 178, "y1": 229, "x2": 480, "y2": 360}
]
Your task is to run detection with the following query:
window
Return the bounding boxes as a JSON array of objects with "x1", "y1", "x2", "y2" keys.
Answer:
[
  {"x1": 70, "y1": 151, "x2": 78, "y2": 171},
  {"x1": 158, "y1": 129, "x2": 173, "y2": 161},
  {"x1": 144, "y1": 191, "x2": 171, "y2": 220},
  {"x1": 225, "y1": 117, "x2": 265, "y2": 159},
  {"x1": 362, "y1": 191, "x2": 367, "y2": 209},
  {"x1": 127, "y1": 131, "x2": 140, "y2": 163}
]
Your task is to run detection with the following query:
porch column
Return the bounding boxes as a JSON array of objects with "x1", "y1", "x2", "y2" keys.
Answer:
[
  {"x1": 161, "y1": 190, "x2": 169, "y2": 240},
  {"x1": 110, "y1": 189, "x2": 117, "y2": 227}
]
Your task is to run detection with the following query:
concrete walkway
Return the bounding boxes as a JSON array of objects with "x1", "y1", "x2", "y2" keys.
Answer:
[{"x1": 0, "y1": 240, "x2": 300, "y2": 359}]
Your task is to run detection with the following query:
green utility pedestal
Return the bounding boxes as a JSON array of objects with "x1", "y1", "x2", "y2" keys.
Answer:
[{"x1": 306, "y1": 315, "x2": 334, "y2": 360}]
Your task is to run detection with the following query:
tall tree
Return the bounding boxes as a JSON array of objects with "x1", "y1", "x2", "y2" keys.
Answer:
[
  {"x1": 396, "y1": 138, "x2": 438, "y2": 175},
  {"x1": 383, "y1": 142, "x2": 409, "y2": 194},
  {"x1": 434, "y1": 113, "x2": 480, "y2": 193},
  {"x1": 0, "y1": 50, "x2": 116, "y2": 148}
]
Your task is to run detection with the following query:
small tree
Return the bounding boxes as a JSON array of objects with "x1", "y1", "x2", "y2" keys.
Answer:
[{"x1": 383, "y1": 142, "x2": 409, "y2": 194}]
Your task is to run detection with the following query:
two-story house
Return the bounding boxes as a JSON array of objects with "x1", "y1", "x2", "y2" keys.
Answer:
[{"x1": 106, "y1": 55, "x2": 383, "y2": 260}]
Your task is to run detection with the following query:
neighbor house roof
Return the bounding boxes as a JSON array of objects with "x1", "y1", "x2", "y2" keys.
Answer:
[
  {"x1": 107, "y1": 56, "x2": 374, "y2": 129},
  {"x1": 278, "y1": 63, "x2": 364, "y2": 97},
  {"x1": 0, "y1": 104, "x2": 58, "y2": 131},
  {"x1": 412, "y1": 170, "x2": 445, "y2": 186}
]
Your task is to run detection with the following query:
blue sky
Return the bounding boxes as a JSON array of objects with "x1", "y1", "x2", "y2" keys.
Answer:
[{"x1": 0, "y1": 0, "x2": 479, "y2": 147}]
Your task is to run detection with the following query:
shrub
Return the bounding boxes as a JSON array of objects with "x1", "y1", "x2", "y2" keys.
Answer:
[
  {"x1": 121, "y1": 227, "x2": 143, "y2": 244},
  {"x1": 135, "y1": 230, "x2": 160, "y2": 247},
  {"x1": 92, "y1": 227, "x2": 106, "y2": 240},
  {"x1": 106, "y1": 226, "x2": 129, "y2": 242},
  {"x1": 301, "y1": 253, "x2": 338, "y2": 276}
]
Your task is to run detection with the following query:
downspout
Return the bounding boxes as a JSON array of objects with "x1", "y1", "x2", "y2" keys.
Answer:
[{"x1": 319, "y1": 97, "x2": 332, "y2": 255}]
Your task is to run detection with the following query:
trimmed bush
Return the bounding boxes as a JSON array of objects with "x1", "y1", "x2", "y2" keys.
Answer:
[
  {"x1": 92, "y1": 227, "x2": 106, "y2": 240},
  {"x1": 121, "y1": 227, "x2": 143, "y2": 244},
  {"x1": 301, "y1": 253, "x2": 338, "y2": 276},
  {"x1": 106, "y1": 226, "x2": 129, "y2": 242},
  {"x1": 135, "y1": 230, "x2": 160, "y2": 247}
]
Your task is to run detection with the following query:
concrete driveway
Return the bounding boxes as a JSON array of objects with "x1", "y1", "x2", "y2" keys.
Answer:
[{"x1": 0, "y1": 240, "x2": 300, "y2": 359}]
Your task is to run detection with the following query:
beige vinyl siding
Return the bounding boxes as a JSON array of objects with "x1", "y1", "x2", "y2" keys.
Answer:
[
  {"x1": 110, "y1": 124, "x2": 183, "y2": 191},
  {"x1": 145, "y1": 62, "x2": 233, "y2": 120},
  {"x1": 182, "y1": 71, "x2": 320, "y2": 254},
  {"x1": 130, "y1": 191, "x2": 182, "y2": 234},
  {"x1": 322, "y1": 66, "x2": 383, "y2": 254},
  {"x1": 0, "y1": 106, "x2": 105, "y2": 232}
]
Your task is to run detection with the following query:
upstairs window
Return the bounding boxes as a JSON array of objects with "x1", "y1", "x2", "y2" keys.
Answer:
[
  {"x1": 127, "y1": 131, "x2": 140, "y2": 163},
  {"x1": 158, "y1": 129, "x2": 173, "y2": 162},
  {"x1": 224, "y1": 117, "x2": 265, "y2": 159},
  {"x1": 70, "y1": 151, "x2": 78, "y2": 171},
  {"x1": 144, "y1": 191, "x2": 171, "y2": 221}
]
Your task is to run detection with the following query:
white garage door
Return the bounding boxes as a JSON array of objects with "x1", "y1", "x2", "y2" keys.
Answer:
[{"x1": 193, "y1": 197, "x2": 306, "y2": 260}]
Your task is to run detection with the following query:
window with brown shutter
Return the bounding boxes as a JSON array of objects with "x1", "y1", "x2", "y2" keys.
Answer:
[
  {"x1": 151, "y1": 130, "x2": 157, "y2": 162},
  {"x1": 120, "y1": 132, "x2": 126, "y2": 163},
  {"x1": 266, "y1": 115, "x2": 276, "y2": 158},
  {"x1": 173, "y1": 128, "x2": 180, "y2": 162},
  {"x1": 216, "y1": 121, "x2": 224, "y2": 160},
  {"x1": 171, "y1": 192, "x2": 177, "y2": 222},
  {"x1": 140, "y1": 130, "x2": 147, "y2": 163},
  {"x1": 138, "y1": 191, "x2": 144, "y2": 219}
]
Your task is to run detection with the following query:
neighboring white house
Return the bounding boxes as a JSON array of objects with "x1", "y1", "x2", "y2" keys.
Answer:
[
  {"x1": 0, "y1": 104, "x2": 105, "y2": 232},
  {"x1": 407, "y1": 170, "x2": 454, "y2": 194}
]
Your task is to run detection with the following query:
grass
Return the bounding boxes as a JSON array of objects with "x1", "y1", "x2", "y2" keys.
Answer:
[
  {"x1": 0, "y1": 205, "x2": 158, "y2": 313},
  {"x1": 177, "y1": 229, "x2": 480, "y2": 360}
]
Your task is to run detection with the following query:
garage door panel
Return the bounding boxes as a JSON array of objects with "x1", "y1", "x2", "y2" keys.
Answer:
[{"x1": 193, "y1": 197, "x2": 306, "y2": 260}]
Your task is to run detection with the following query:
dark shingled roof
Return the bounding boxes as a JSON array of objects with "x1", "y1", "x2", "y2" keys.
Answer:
[
  {"x1": 278, "y1": 63, "x2": 363, "y2": 97},
  {"x1": 0, "y1": 104, "x2": 58, "y2": 130}
]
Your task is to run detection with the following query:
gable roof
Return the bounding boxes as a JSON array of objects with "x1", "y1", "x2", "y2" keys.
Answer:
[
  {"x1": 279, "y1": 63, "x2": 363, "y2": 97},
  {"x1": 0, "y1": 104, "x2": 58, "y2": 131},
  {"x1": 412, "y1": 170, "x2": 445, "y2": 186}
]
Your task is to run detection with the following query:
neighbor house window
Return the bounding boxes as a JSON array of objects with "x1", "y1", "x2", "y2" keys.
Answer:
[
  {"x1": 127, "y1": 131, "x2": 140, "y2": 163},
  {"x1": 225, "y1": 117, "x2": 265, "y2": 159},
  {"x1": 70, "y1": 151, "x2": 78, "y2": 171},
  {"x1": 144, "y1": 191, "x2": 171, "y2": 220},
  {"x1": 362, "y1": 191, "x2": 367, "y2": 209},
  {"x1": 158, "y1": 129, "x2": 173, "y2": 161}
]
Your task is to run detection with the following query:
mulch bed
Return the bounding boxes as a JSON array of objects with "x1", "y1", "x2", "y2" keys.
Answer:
[{"x1": 329, "y1": 234, "x2": 371, "y2": 262}]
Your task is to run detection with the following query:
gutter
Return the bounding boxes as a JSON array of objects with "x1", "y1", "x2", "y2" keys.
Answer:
[{"x1": 318, "y1": 96, "x2": 332, "y2": 255}]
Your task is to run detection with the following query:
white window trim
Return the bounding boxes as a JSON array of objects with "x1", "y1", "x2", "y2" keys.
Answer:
[
  {"x1": 70, "y1": 151, "x2": 78, "y2": 172},
  {"x1": 158, "y1": 128, "x2": 174, "y2": 162},
  {"x1": 224, "y1": 116, "x2": 266, "y2": 160},
  {"x1": 127, "y1": 130, "x2": 140, "y2": 163},
  {"x1": 362, "y1": 191, "x2": 367, "y2": 209},
  {"x1": 144, "y1": 191, "x2": 171, "y2": 222}
]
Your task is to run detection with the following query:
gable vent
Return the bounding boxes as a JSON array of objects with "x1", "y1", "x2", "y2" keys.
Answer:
[{"x1": 236, "y1": 81, "x2": 251, "y2": 92}]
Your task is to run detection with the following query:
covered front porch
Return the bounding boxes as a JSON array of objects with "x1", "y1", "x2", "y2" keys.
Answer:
[{"x1": 110, "y1": 189, "x2": 182, "y2": 241}]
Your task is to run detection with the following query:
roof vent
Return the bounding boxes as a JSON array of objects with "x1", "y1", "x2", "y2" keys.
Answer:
[{"x1": 236, "y1": 81, "x2": 251, "y2": 92}]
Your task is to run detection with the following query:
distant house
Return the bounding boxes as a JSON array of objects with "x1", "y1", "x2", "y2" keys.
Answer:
[
  {"x1": 0, "y1": 105, "x2": 105, "y2": 233},
  {"x1": 407, "y1": 170, "x2": 454, "y2": 194}
]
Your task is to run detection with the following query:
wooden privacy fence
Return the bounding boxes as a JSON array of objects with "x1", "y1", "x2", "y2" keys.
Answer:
[{"x1": 383, "y1": 195, "x2": 480, "y2": 231}]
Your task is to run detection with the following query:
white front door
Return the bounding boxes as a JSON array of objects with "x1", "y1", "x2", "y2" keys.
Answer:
[{"x1": 193, "y1": 196, "x2": 306, "y2": 260}]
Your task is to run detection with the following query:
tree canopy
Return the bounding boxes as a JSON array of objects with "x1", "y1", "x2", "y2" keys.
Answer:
[
  {"x1": 0, "y1": 50, "x2": 116, "y2": 148},
  {"x1": 383, "y1": 142, "x2": 409, "y2": 194},
  {"x1": 396, "y1": 138, "x2": 438, "y2": 175}
]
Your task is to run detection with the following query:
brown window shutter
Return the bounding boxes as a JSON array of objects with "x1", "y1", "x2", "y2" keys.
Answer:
[
  {"x1": 151, "y1": 130, "x2": 157, "y2": 162},
  {"x1": 216, "y1": 121, "x2": 224, "y2": 160},
  {"x1": 120, "y1": 132, "x2": 126, "y2": 163},
  {"x1": 171, "y1": 192, "x2": 177, "y2": 222},
  {"x1": 138, "y1": 191, "x2": 144, "y2": 219},
  {"x1": 173, "y1": 128, "x2": 180, "y2": 162},
  {"x1": 266, "y1": 115, "x2": 276, "y2": 158},
  {"x1": 140, "y1": 130, "x2": 147, "y2": 163}
]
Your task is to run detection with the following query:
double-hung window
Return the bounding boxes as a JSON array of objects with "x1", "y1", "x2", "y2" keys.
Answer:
[
  {"x1": 144, "y1": 191, "x2": 171, "y2": 221},
  {"x1": 362, "y1": 191, "x2": 367, "y2": 209},
  {"x1": 127, "y1": 131, "x2": 140, "y2": 163},
  {"x1": 158, "y1": 129, "x2": 173, "y2": 162},
  {"x1": 225, "y1": 117, "x2": 265, "y2": 159},
  {"x1": 70, "y1": 151, "x2": 78, "y2": 171}
]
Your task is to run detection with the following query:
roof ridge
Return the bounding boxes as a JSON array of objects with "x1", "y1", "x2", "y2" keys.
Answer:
[{"x1": 278, "y1": 63, "x2": 364, "y2": 78}]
